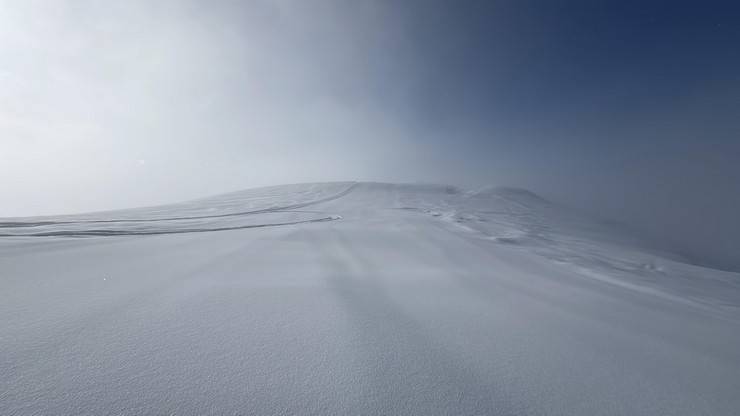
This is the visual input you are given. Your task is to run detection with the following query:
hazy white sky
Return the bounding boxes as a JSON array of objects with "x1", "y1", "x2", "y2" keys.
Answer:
[{"x1": 1, "y1": 0, "x2": 432, "y2": 216}]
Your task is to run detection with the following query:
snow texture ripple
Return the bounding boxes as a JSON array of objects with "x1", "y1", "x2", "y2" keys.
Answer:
[{"x1": 1, "y1": 182, "x2": 739, "y2": 415}]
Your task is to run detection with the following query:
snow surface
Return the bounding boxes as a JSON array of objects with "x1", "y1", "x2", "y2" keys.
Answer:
[{"x1": 1, "y1": 182, "x2": 739, "y2": 415}]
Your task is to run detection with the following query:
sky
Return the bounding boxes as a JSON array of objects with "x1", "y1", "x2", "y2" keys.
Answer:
[{"x1": 1, "y1": 0, "x2": 739, "y2": 269}]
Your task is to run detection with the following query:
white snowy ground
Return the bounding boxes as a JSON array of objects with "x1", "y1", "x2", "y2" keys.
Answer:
[{"x1": 1, "y1": 182, "x2": 739, "y2": 415}]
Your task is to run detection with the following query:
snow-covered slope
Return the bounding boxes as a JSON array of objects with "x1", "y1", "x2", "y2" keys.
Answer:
[{"x1": 1, "y1": 182, "x2": 739, "y2": 415}]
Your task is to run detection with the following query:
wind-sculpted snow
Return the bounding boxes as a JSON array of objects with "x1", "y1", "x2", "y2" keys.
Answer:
[
  {"x1": 394, "y1": 184, "x2": 740, "y2": 311},
  {"x1": 0, "y1": 182, "x2": 353, "y2": 236},
  {"x1": 1, "y1": 182, "x2": 739, "y2": 415}
]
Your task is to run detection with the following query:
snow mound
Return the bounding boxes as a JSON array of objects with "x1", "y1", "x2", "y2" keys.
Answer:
[{"x1": 466, "y1": 185, "x2": 549, "y2": 206}]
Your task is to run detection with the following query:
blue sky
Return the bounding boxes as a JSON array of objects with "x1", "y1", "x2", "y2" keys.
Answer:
[{"x1": 382, "y1": 0, "x2": 740, "y2": 268}]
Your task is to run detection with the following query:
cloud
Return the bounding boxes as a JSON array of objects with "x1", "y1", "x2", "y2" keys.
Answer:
[{"x1": 0, "y1": 0, "x2": 420, "y2": 216}]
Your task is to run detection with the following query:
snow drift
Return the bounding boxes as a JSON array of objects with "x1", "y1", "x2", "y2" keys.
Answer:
[{"x1": 1, "y1": 182, "x2": 739, "y2": 415}]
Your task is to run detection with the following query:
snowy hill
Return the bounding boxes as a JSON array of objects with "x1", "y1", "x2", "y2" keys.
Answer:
[{"x1": 1, "y1": 182, "x2": 739, "y2": 415}]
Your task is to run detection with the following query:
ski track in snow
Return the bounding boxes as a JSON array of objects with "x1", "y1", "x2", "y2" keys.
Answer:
[
  {"x1": 0, "y1": 183, "x2": 355, "y2": 237},
  {"x1": 1, "y1": 182, "x2": 739, "y2": 415}
]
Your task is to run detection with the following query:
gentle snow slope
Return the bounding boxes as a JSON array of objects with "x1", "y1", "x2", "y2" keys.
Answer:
[{"x1": 1, "y1": 182, "x2": 739, "y2": 415}]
